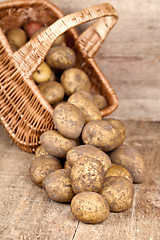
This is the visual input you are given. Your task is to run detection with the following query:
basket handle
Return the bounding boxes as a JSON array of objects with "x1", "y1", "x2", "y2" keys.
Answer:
[{"x1": 13, "y1": 3, "x2": 118, "y2": 76}]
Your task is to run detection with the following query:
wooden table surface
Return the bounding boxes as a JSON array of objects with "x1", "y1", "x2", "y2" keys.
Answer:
[{"x1": 0, "y1": 121, "x2": 160, "y2": 240}]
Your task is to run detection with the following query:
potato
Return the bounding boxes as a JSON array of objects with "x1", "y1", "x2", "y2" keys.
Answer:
[
  {"x1": 109, "y1": 144, "x2": 146, "y2": 183},
  {"x1": 40, "y1": 130, "x2": 77, "y2": 158},
  {"x1": 105, "y1": 164, "x2": 133, "y2": 182},
  {"x1": 64, "y1": 161, "x2": 71, "y2": 170},
  {"x1": 6, "y1": 27, "x2": 27, "y2": 49},
  {"x1": 104, "y1": 118, "x2": 125, "y2": 143},
  {"x1": 43, "y1": 169, "x2": 74, "y2": 202},
  {"x1": 38, "y1": 81, "x2": 65, "y2": 105},
  {"x1": 71, "y1": 157, "x2": 104, "y2": 194},
  {"x1": 60, "y1": 68, "x2": 91, "y2": 96},
  {"x1": 46, "y1": 46, "x2": 76, "y2": 70},
  {"x1": 66, "y1": 145, "x2": 111, "y2": 172},
  {"x1": 100, "y1": 176, "x2": 134, "y2": 212},
  {"x1": 82, "y1": 120, "x2": 124, "y2": 152},
  {"x1": 53, "y1": 102, "x2": 84, "y2": 139},
  {"x1": 71, "y1": 192, "x2": 110, "y2": 224},
  {"x1": 93, "y1": 94, "x2": 107, "y2": 110},
  {"x1": 35, "y1": 145, "x2": 49, "y2": 158},
  {"x1": 29, "y1": 155, "x2": 62, "y2": 187},
  {"x1": 68, "y1": 90, "x2": 102, "y2": 123}
]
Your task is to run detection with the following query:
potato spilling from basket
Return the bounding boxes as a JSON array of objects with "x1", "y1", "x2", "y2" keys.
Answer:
[{"x1": 6, "y1": 21, "x2": 146, "y2": 224}]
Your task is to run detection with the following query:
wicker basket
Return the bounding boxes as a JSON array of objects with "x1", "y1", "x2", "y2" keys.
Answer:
[{"x1": 0, "y1": 0, "x2": 118, "y2": 153}]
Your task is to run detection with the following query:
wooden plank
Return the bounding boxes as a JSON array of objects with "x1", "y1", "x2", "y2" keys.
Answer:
[{"x1": 0, "y1": 121, "x2": 160, "y2": 239}]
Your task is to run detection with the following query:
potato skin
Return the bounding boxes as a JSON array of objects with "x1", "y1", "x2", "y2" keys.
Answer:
[
  {"x1": 60, "y1": 68, "x2": 91, "y2": 96},
  {"x1": 71, "y1": 157, "x2": 104, "y2": 194},
  {"x1": 104, "y1": 118, "x2": 125, "y2": 144},
  {"x1": 93, "y1": 94, "x2": 107, "y2": 110},
  {"x1": 82, "y1": 120, "x2": 124, "y2": 152},
  {"x1": 38, "y1": 81, "x2": 64, "y2": 105},
  {"x1": 43, "y1": 169, "x2": 74, "y2": 202},
  {"x1": 66, "y1": 145, "x2": 111, "y2": 172},
  {"x1": 46, "y1": 46, "x2": 76, "y2": 70},
  {"x1": 53, "y1": 102, "x2": 84, "y2": 139},
  {"x1": 105, "y1": 164, "x2": 133, "y2": 182},
  {"x1": 109, "y1": 145, "x2": 146, "y2": 183},
  {"x1": 40, "y1": 130, "x2": 77, "y2": 158},
  {"x1": 68, "y1": 90, "x2": 102, "y2": 123},
  {"x1": 71, "y1": 192, "x2": 110, "y2": 224},
  {"x1": 100, "y1": 176, "x2": 134, "y2": 212},
  {"x1": 29, "y1": 155, "x2": 62, "y2": 187},
  {"x1": 35, "y1": 145, "x2": 49, "y2": 158},
  {"x1": 64, "y1": 161, "x2": 71, "y2": 170}
]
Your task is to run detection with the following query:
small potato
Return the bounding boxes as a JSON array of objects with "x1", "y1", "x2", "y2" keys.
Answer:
[
  {"x1": 104, "y1": 118, "x2": 125, "y2": 143},
  {"x1": 53, "y1": 102, "x2": 84, "y2": 139},
  {"x1": 43, "y1": 169, "x2": 74, "y2": 202},
  {"x1": 71, "y1": 192, "x2": 110, "y2": 224},
  {"x1": 29, "y1": 155, "x2": 62, "y2": 187},
  {"x1": 64, "y1": 161, "x2": 71, "y2": 170},
  {"x1": 71, "y1": 157, "x2": 104, "y2": 194},
  {"x1": 93, "y1": 94, "x2": 107, "y2": 110},
  {"x1": 100, "y1": 176, "x2": 134, "y2": 212},
  {"x1": 6, "y1": 27, "x2": 27, "y2": 49},
  {"x1": 35, "y1": 145, "x2": 49, "y2": 158},
  {"x1": 46, "y1": 46, "x2": 76, "y2": 70},
  {"x1": 32, "y1": 62, "x2": 52, "y2": 84},
  {"x1": 66, "y1": 145, "x2": 111, "y2": 172},
  {"x1": 38, "y1": 81, "x2": 65, "y2": 105},
  {"x1": 40, "y1": 130, "x2": 77, "y2": 158},
  {"x1": 109, "y1": 144, "x2": 146, "y2": 183},
  {"x1": 68, "y1": 90, "x2": 102, "y2": 123},
  {"x1": 105, "y1": 164, "x2": 133, "y2": 182},
  {"x1": 82, "y1": 120, "x2": 124, "y2": 152},
  {"x1": 60, "y1": 68, "x2": 91, "y2": 96}
]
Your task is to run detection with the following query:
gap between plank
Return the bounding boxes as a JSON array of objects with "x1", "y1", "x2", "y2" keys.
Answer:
[{"x1": 72, "y1": 221, "x2": 80, "y2": 240}]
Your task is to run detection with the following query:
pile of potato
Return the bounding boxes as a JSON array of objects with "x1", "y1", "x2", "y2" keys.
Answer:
[
  {"x1": 29, "y1": 115, "x2": 146, "y2": 224},
  {"x1": 6, "y1": 21, "x2": 146, "y2": 224},
  {"x1": 5, "y1": 21, "x2": 107, "y2": 110}
]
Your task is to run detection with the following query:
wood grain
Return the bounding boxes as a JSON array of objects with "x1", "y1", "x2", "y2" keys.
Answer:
[{"x1": 0, "y1": 121, "x2": 160, "y2": 240}]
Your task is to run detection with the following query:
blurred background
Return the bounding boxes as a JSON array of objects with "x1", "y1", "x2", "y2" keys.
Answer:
[{"x1": 50, "y1": 0, "x2": 160, "y2": 121}]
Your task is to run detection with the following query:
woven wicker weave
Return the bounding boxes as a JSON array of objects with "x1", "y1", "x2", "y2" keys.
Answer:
[{"x1": 0, "y1": 0, "x2": 118, "y2": 153}]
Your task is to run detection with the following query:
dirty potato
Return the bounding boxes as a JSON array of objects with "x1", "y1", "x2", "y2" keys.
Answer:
[
  {"x1": 68, "y1": 90, "x2": 102, "y2": 123},
  {"x1": 35, "y1": 145, "x2": 49, "y2": 158},
  {"x1": 104, "y1": 118, "x2": 126, "y2": 143},
  {"x1": 71, "y1": 192, "x2": 110, "y2": 224},
  {"x1": 92, "y1": 94, "x2": 107, "y2": 110},
  {"x1": 40, "y1": 130, "x2": 77, "y2": 158},
  {"x1": 29, "y1": 155, "x2": 62, "y2": 187},
  {"x1": 71, "y1": 157, "x2": 104, "y2": 194},
  {"x1": 43, "y1": 169, "x2": 74, "y2": 202},
  {"x1": 64, "y1": 161, "x2": 72, "y2": 170},
  {"x1": 66, "y1": 145, "x2": 111, "y2": 172},
  {"x1": 109, "y1": 144, "x2": 146, "y2": 183},
  {"x1": 60, "y1": 68, "x2": 91, "y2": 96},
  {"x1": 105, "y1": 164, "x2": 133, "y2": 182},
  {"x1": 100, "y1": 176, "x2": 134, "y2": 212},
  {"x1": 46, "y1": 46, "x2": 76, "y2": 70},
  {"x1": 82, "y1": 120, "x2": 124, "y2": 152},
  {"x1": 38, "y1": 81, "x2": 65, "y2": 105},
  {"x1": 52, "y1": 102, "x2": 84, "y2": 139}
]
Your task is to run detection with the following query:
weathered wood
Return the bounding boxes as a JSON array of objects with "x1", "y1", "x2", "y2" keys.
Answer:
[{"x1": 0, "y1": 121, "x2": 160, "y2": 240}]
